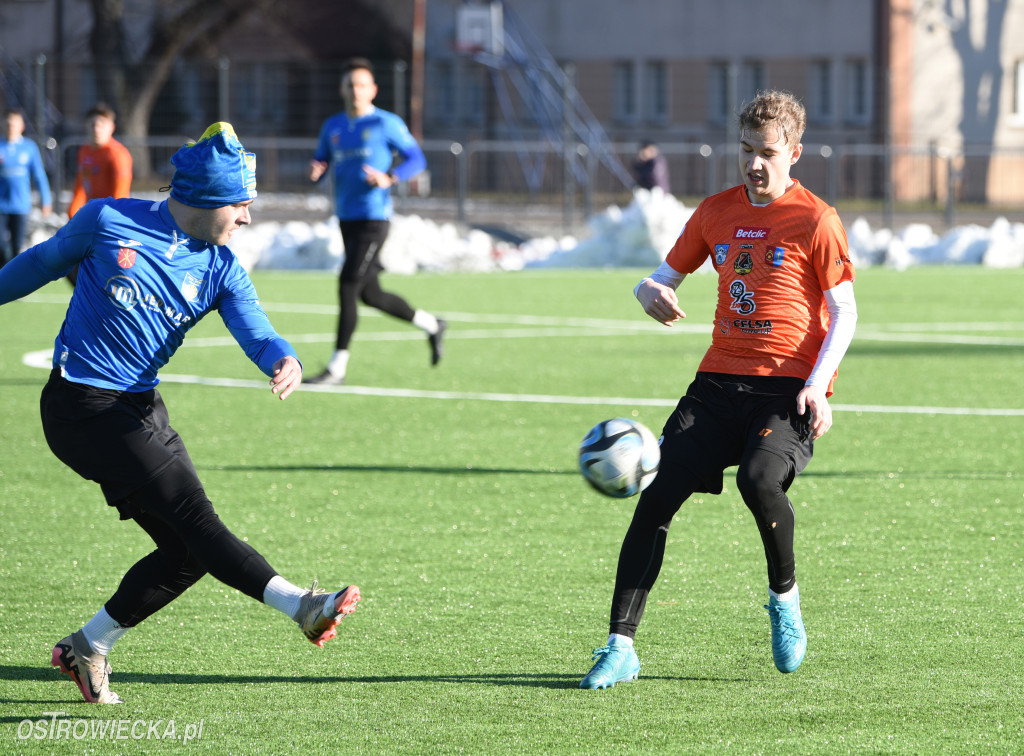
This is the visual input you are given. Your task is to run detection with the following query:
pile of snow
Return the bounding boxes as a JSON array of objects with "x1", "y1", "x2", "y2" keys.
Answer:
[
  {"x1": 236, "y1": 187, "x2": 695, "y2": 273},
  {"x1": 234, "y1": 189, "x2": 1024, "y2": 273},
  {"x1": 847, "y1": 216, "x2": 1024, "y2": 269}
]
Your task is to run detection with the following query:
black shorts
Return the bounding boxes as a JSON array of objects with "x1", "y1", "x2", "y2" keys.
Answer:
[
  {"x1": 339, "y1": 219, "x2": 390, "y2": 282},
  {"x1": 658, "y1": 372, "x2": 813, "y2": 495},
  {"x1": 39, "y1": 370, "x2": 201, "y2": 517}
]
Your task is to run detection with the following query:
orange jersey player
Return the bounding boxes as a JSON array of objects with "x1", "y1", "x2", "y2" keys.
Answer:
[
  {"x1": 68, "y1": 103, "x2": 133, "y2": 218},
  {"x1": 581, "y1": 90, "x2": 857, "y2": 691},
  {"x1": 666, "y1": 180, "x2": 854, "y2": 393}
]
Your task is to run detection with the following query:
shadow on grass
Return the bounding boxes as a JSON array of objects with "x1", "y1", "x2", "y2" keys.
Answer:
[
  {"x1": 199, "y1": 463, "x2": 576, "y2": 476},
  {"x1": 0, "y1": 665, "x2": 742, "y2": 697}
]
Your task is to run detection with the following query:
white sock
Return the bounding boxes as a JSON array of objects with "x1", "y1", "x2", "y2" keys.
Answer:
[
  {"x1": 770, "y1": 584, "x2": 799, "y2": 603},
  {"x1": 326, "y1": 349, "x2": 349, "y2": 377},
  {"x1": 263, "y1": 575, "x2": 307, "y2": 621},
  {"x1": 608, "y1": 633, "x2": 634, "y2": 647},
  {"x1": 81, "y1": 608, "x2": 129, "y2": 657},
  {"x1": 412, "y1": 309, "x2": 439, "y2": 334}
]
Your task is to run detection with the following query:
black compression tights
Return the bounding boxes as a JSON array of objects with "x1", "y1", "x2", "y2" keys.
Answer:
[
  {"x1": 336, "y1": 275, "x2": 417, "y2": 350},
  {"x1": 608, "y1": 449, "x2": 797, "y2": 639},
  {"x1": 104, "y1": 465, "x2": 277, "y2": 627}
]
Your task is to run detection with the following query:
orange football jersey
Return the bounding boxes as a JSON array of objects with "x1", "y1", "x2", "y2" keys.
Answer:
[
  {"x1": 666, "y1": 181, "x2": 855, "y2": 393},
  {"x1": 68, "y1": 138, "x2": 133, "y2": 218}
]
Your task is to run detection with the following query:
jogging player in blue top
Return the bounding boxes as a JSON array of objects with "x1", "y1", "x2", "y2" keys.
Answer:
[
  {"x1": 306, "y1": 57, "x2": 446, "y2": 385},
  {"x1": 0, "y1": 123, "x2": 360, "y2": 705},
  {"x1": 0, "y1": 108, "x2": 52, "y2": 267}
]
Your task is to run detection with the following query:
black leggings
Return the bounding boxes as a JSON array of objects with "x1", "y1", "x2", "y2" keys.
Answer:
[
  {"x1": 608, "y1": 446, "x2": 797, "y2": 639},
  {"x1": 104, "y1": 461, "x2": 277, "y2": 627},
  {"x1": 335, "y1": 219, "x2": 416, "y2": 350},
  {"x1": 40, "y1": 373, "x2": 277, "y2": 628}
]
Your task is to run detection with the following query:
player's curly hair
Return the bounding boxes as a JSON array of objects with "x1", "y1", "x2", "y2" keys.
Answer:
[{"x1": 738, "y1": 90, "x2": 806, "y2": 147}]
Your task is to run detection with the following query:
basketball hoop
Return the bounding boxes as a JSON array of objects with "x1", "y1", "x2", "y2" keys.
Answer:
[{"x1": 455, "y1": 2, "x2": 504, "y2": 57}]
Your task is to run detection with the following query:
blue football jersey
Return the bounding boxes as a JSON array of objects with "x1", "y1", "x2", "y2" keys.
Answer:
[
  {"x1": 0, "y1": 197, "x2": 298, "y2": 391},
  {"x1": 313, "y1": 106, "x2": 426, "y2": 221}
]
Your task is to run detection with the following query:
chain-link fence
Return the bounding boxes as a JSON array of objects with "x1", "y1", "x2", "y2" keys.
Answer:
[{"x1": 34, "y1": 134, "x2": 1024, "y2": 233}]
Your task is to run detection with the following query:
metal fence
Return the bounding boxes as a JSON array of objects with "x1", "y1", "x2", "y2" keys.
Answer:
[{"x1": 45, "y1": 135, "x2": 1024, "y2": 231}]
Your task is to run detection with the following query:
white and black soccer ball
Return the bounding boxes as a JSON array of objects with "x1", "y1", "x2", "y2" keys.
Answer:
[{"x1": 578, "y1": 418, "x2": 661, "y2": 498}]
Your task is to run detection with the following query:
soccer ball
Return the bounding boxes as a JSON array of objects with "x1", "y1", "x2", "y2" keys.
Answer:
[{"x1": 578, "y1": 418, "x2": 661, "y2": 498}]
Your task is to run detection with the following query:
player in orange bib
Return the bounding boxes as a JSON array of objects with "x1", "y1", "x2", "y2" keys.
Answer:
[
  {"x1": 581, "y1": 90, "x2": 857, "y2": 689},
  {"x1": 68, "y1": 103, "x2": 133, "y2": 219}
]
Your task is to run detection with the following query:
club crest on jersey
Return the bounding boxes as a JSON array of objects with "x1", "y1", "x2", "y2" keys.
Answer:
[
  {"x1": 734, "y1": 251, "x2": 753, "y2": 275},
  {"x1": 117, "y1": 247, "x2": 137, "y2": 269},
  {"x1": 181, "y1": 272, "x2": 205, "y2": 303},
  {"x1": 766, "y1": 247, "x2": 785, "y2": 267},
  {"x1": 714, "y1": 244, "x2": 729, "y2": 265}
]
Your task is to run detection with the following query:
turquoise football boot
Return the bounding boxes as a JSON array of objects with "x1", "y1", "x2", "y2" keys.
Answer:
[
  {"x1": 765, "y1": 586, "x2": 807, "y2": 673},
  {"x1": 580, "y1": 639, "x2": 640, "y2": 689}
]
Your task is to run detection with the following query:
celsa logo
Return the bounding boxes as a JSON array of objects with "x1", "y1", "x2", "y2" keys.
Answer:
[{"x1": 734, "y1": 227, "x2": 770, "y2": 239}]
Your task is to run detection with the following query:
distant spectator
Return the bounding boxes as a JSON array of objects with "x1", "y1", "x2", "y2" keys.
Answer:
[
  {"x1": 68, "y1": 103, "x2": 133, "y2": 218},
  {"x1": 632, "y1": 140, "x2": 670, "y2": 193},
  {"x1": 0, "y1": 108, "x2": 52, "y2": 268}
]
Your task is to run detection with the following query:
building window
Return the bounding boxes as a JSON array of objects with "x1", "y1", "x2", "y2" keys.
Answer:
[
  {"x1": 810, "y1": 60, "x2": 833, "y2": 122},
  {"x1": 847, "y1": 59, "x2": 871, "y2": 122},
  {"x1": 709, "y1": 62, "x2": 730, "y2": 123},
  {"x1": 434, "y1": 62, "x2": 456, "y2": 121},
  {"x1": 462, "y1": 67, "x2": 486, "y2": 124},
  {"x1": 741, "y1": 61, "x2": 765, "y2": 102},
  {"x1": 613, "y1": 61, "x2": 637, "y2": 121},
  {"x1": 644, "y1": 60, "x2": 668, "y2": 121}
]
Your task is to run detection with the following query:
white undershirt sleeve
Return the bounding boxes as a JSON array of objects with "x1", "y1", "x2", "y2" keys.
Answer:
[
  {"x1": 633, "y1": 259, "x2": 686, "y2": 297},
  {"x1": 806, "y1": 280, "x2": 858, "y2": 389}
]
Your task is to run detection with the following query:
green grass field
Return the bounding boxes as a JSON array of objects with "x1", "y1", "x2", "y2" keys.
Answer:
[{"x1": 0, "y1": 266, "x2": 1022, "y2": 754}]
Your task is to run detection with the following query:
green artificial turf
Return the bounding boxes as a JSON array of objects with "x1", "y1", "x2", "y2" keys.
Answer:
[{"x1": 0, "y1": 266, "x2": 1021, "y2": 754}]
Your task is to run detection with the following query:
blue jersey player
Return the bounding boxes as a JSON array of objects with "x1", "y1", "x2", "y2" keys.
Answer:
[
  {"x1": 0, "y1": 123, "x2": 361, "y2": 705},
  {"x1": 306, "y1": 57, "x2": 447, "y2": 385}
]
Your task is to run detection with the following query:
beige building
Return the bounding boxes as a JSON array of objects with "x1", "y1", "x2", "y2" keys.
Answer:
[
  {"x1": 2, "y1": 0, "x2": 1023, "y2": 203},
  {"x1": 423, "y1": 0, "x2": 1024, "y2": 204}
]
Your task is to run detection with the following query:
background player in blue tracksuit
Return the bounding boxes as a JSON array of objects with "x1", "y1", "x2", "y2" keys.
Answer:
[
  {"x1": 0, "y1": 123, "x2": 361, "y2": 705},
  {"x1": 0, "y1": 108, "x2": 52, "y2": 267},
  {"x1": 306, "y1": 57, "x2": 447, "y2": 385}
]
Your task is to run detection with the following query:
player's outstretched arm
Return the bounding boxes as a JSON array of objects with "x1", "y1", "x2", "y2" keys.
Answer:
[{"x1": 270, "y1": 355, "x2": 302, "y2": 400}]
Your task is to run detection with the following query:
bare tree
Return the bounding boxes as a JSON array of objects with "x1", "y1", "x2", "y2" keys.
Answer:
[{"x1": 87, "y1": 0, "x2": 276, "y2": 174}]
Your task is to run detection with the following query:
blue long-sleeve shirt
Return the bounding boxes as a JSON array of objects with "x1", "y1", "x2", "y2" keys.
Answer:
[
  {"x1": 0, "y1": 136, "x2": 52, "y2": 214},
  {"x1": 313, "y1": 106, "x2": 426, "y2": 221},
  {"x1": 0, "y1": 197, "x2": 298, "y2": 391}
]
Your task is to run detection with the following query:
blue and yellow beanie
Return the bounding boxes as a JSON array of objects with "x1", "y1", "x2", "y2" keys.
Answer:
[{"x1": 169, "y1": 122, "x2": 257, "y2": 208}]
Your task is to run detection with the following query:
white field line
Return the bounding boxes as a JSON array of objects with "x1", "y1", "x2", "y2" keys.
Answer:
[
  {"x1": 20, "y1": 350, "x2": 1024, "y2": 416},
  {"x1": 20, "y1": 293, "x2": 1024, "y2": 342},
  {"x1": 16, "y1": 295, "x2": 1024, "y2": 415}
]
